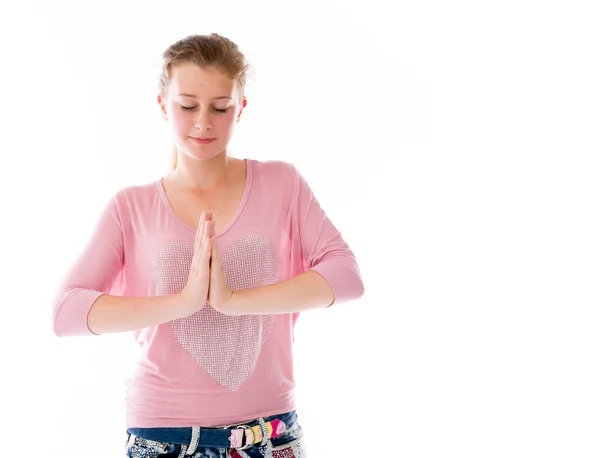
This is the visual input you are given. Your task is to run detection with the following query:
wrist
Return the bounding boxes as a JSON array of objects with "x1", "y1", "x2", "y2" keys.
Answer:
[
  {"x1": 229, "y1": 289, "x2": 242, "y2": 315},
  {"x1": 173, "y1": 293, "x2": 189, "y2": 319},
  {"x1": 174, "y1": 292, "x2": 205, "y2": 319}
]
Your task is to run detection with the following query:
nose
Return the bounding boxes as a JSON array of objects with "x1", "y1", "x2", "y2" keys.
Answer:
[{"x1": 194, "y1": 109, "x2": 212, "y2": 132}]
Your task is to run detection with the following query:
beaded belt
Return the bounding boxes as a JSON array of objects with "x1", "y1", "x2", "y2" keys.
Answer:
[{"x1": 127, "y1": 417, "x2": 286, "y2": 454}]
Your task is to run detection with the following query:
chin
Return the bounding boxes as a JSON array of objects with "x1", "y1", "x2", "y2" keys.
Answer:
[{"x1": 186, "y1": 144, "x2": 225, "y2": 161}]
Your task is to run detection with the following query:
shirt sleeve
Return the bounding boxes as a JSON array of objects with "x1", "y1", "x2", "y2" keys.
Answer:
[
  {"x1": 51, "y1": 194, "x2": 127, "y2": 336},
  {"x1": 293, "y1": 165, "x2": 365, "y2": 306}
]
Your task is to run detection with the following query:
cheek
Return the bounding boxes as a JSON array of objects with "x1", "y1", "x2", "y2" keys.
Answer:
[
  {"x1": 170, "y1": 109, "x2": 192, "y2": 132},
  {"x1": 215, "y1": 113, "x2": 238, "y2": 132}
]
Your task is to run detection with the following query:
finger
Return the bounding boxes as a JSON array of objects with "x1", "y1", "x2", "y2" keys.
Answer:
[
  {"x1": 195, "y1": 211, "x2": 206, "y2": 249},
  {"x1": 200, "y1": 218, "x2": 211, "y2": 251},
  {"x1": 204, "y1": 210, "x2": 213, "y2": 229},
  {"x1": 206, "y1": 219, "x2": 215, "y2": 241},
  {"x1": 209, "y1": 239, "x2": 216, "y2": 281},
  {"x1": 212, "y1": 237, "x2": 219, "y2": 257},
  {"x1": 204, "y1": 212, "x2": 213, "y2": 241},
  {"x1": 211, "y1": 237, "x2": 221, "y2": 271},
  {"x1": 204, "y1": 219, "x2": 214, "y2": 243},
  {"x1": 193, "y1": 216, "x2": 208, "y2": 273},
  {"x1": 193, "y1": 214, "x2": 209, "y2": 273},
  {"x1": 201, "y1": 219, "x2": 207, "y2": 242},
  {"x1": 201, "y1": 235, "x2": 213, "y2": 265}
]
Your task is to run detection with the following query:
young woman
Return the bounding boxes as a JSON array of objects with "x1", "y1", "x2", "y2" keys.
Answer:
[{"x1": 52, "y1": 33, "x2": 364, "y2": 458}]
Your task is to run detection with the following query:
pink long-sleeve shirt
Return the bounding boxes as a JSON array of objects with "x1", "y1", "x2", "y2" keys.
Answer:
[{"x1": 52, "y1": 159, "x2": 364, "y2": 428}]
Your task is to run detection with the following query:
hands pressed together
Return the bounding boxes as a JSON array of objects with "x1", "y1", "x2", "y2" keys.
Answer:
[{"x1": 178, "y1": 211, "x2": 237, "y2": 316}]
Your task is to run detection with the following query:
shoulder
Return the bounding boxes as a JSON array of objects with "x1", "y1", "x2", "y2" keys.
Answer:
[
  {"x1": 108, "y1": 179, "x2": 162, "y2": 215},
  {"x1": 251, "y1": 158, "x2": 299, "y2": 181},
  {"x1": 248, "y1": 159, "x2": 305, "y2": 208},
  {"x1": 113, "y1": 179, "x2": 158, "y2": 200},
  {"x1": 249, "y1": 159, "x2": 302, "y2": 192}
]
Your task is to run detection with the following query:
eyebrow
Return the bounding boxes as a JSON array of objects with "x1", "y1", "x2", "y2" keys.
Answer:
[{"x1": 177, "y1": 93, "x2": 233, "y2": 100}]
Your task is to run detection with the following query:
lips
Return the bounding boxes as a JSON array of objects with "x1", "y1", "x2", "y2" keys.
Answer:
[{"x1": 190, "y1": 137, "x2": 216, "y2": 144}]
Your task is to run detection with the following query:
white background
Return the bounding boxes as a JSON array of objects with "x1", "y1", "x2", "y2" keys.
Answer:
[{"x1": 0, "y1": 1, "x2": 599, "y2": 457}]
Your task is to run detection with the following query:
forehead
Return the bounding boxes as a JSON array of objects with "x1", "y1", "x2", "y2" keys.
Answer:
[{"x1": 168, "y1": 62, "x2": 237, "y2": 97}]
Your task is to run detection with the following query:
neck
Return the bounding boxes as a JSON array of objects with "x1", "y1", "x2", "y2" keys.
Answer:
[{"x1": 173, "y1": 150, "x2": 235, "y2": 191}]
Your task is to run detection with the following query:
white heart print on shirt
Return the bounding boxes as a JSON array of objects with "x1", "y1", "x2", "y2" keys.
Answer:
[{"x1": 152, "y1": 234, "x2": 279, "y2": 391}]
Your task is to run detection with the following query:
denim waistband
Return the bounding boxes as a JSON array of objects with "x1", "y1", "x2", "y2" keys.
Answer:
[{"x1": 126, "y1": 410, "x2": 296, "y2": 450}]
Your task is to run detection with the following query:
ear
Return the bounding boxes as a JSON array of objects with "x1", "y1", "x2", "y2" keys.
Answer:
[
  {"x1": 236, "y1": 97, "x2": 247, "y2": 123},
  {"x1": 157, "y1": 93, "x2": 168, "y2": 120}
]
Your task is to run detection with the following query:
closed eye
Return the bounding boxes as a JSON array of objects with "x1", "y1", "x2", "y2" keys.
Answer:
[{"x1": 180, "y1": 105, "x2": 228, "y2": 113}]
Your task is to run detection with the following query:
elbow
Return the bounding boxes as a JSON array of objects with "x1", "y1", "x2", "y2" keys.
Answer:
[
  {"x1": 51, "y1": 292, "x2": 70, "y2": 337},
  {"x1": 343, "y1": 269, "x2": 365, "y2": 302},
  {"x1": 52, "y1": 310, "x2": 93, "y2": 338},
  {"x1": 52, "y1": 320, "x2": 68, "y2": 338},
  {"x1": 51, "y1": 288, "x2": 98, "y2": 337},
  {"x1": 338, "y1": 255, "x2": 365, "y2": 302},
  {"x1": 354, "y1": 273, "x2": 365, "y2": 300},
  {"x1": 52, "y1": 305, "x2": 76, "y2": 337},
  {"x1": 51, "y1": 307, "x2": 69, "y2": 337},
  {"x1": 312, "y1": 257, "x2": 365, "y2": 305}
]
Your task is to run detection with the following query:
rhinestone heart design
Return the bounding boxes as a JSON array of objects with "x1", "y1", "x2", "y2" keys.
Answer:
[{"x1": 152, "y1": 234, "x2": 279, "y2": 391}]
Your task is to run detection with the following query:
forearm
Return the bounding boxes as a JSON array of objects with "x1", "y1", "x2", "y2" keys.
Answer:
[
  {"x1": 87, "y1": 293, "x2": 188, "y2": 335},
  {"x1": 230, "y1": 270, "x2": 334, "y2": 315}
]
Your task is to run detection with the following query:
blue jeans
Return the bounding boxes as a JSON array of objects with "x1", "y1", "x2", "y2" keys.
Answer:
[{"x1": 125, "y1": 410, "x2": 306, "y2": 457}]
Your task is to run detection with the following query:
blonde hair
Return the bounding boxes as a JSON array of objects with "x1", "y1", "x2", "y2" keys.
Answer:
[{"x1": 159, "y1": 33, "x2": 250, "y2": 170}]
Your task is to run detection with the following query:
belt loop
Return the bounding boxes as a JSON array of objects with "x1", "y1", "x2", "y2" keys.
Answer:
[
  {"x1": 126, "y1": 433, "x2": 136, "y2": 450},
  {"x1": 185, "y1": 426, "x2": 201, "y2": 455},
  {"x1": 258, "y1": 418, "x2": 269, "y2": 446}
]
